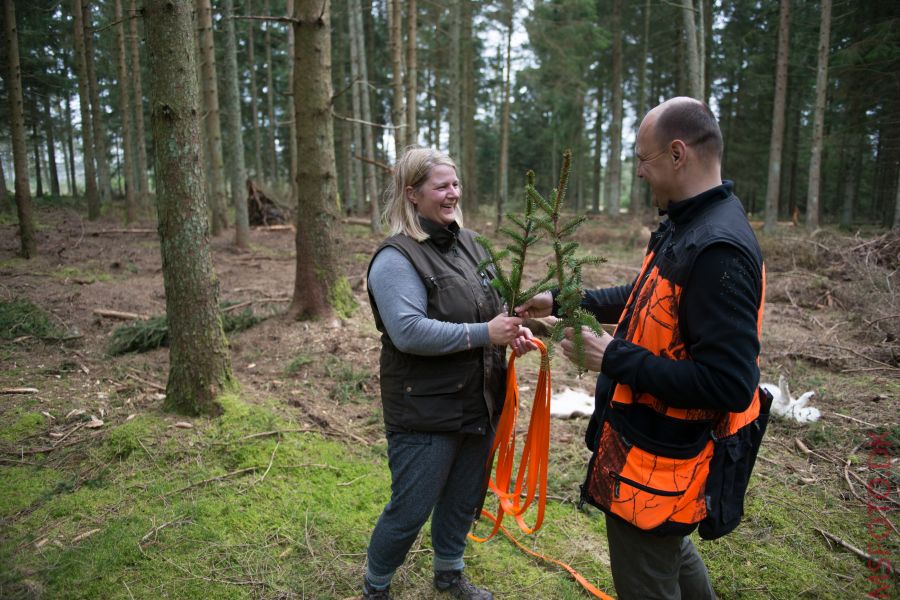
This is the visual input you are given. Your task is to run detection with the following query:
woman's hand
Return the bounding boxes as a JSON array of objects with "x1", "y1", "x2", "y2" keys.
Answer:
[
  {"x1": 488, "y1": 313, "x2": 523, "y2": 345},
  {"x1": 559, "y1": 326, "x2": 613, "y2": 371},
  {"x1": 514, "y1": 291, "x2": 553, "y2": 319},
  {"x1": 511, "y1": 326, "x2": 539, "y2": 357}
]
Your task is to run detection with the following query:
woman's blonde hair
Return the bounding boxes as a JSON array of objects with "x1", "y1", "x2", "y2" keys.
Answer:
[{"x1": 383, "y1": 146, "x2": 464, "y2": 241}]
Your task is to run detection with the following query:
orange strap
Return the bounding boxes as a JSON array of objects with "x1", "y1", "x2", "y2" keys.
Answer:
[{"x1": 468, "y1": 339, "x2": 615, "y2": 600}]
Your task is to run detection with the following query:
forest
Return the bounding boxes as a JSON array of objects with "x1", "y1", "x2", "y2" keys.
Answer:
[{"x1": 1, "y1": 0, "x2": 899, "y2": 598}]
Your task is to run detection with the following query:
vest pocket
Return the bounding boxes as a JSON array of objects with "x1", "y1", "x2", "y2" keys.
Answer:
[
  {"x1": 588, "y1": 419, "x2": 713, "y2": 532},
  {"x1": 400, "y1": 370, "x2": 471, "y2": 432}
]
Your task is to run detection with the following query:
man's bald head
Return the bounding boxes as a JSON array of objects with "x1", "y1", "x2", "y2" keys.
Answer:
[{"x1": 647, "y1": 97, "x2": 723, "y2": 164}]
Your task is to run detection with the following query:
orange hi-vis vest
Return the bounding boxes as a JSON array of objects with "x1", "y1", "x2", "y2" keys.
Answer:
[{"x1": 581, "y1": 192, "x2": 766, "y2": 537}]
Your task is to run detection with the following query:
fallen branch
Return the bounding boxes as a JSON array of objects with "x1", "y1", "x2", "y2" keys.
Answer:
[
  {"x1": 8, "y1": 430, "x2": 104, "y2": 455},
  {"x1": 252, "y1": 224, "x2": 294, "y2": 232},
  {"x1": 166, "y1": 467, "x2": 258, "y2": 496},
  {"x1": 139, "y1": 515, "x2": 191, "y2": 545},
  {"x1": 93, "y1": 309, "x2": 148, "y2": 321},
  {"x1": 831, "y1": 412, "x2": 876, "y2": 428},
  {"x1": 71, "y1": 528, "x2": 101, "y2": 544},
  {"x1": 256, "y1": 441, "x2": 280, "y2": 484},
  {"x1": 0, "y1": 387, "x2": 39, "y2": 394},
  {"x1": 125, "y1": 370, "x2": 166, "y2": 392},
  {"x1": 814, "y1": 528, "x2": 898, "y2": 578}
]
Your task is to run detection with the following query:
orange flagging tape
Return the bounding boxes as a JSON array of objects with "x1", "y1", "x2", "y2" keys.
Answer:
[{"x1": 469, "y1": 339, "x2": 615, "y2": 600}]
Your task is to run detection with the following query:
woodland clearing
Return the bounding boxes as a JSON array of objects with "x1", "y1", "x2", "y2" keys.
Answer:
[{"x1": 1, "y1": 199, "x2": 898, "y2": 599}]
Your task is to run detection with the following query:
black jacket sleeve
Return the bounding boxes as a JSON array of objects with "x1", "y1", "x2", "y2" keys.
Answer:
[{"x1": 600, "y1": 243, "x2": 762, "y2": 413}]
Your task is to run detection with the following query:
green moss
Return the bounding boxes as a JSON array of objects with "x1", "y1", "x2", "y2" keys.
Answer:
[
  {"x1": 101, "y1": 416, "x2": 155, "y2": 460},
  {"x1": 50, "y1": 266, "x2": 112, "y2": 283},
  {"x1": 0, "y1": 411, "x2": 46, "y2": 442},
  {"x1": 0, "y1": 465, "x2": 63, "y2": 517},
  {"x1": 328, "y1": 276, "x2": 358, "y2": 320}
]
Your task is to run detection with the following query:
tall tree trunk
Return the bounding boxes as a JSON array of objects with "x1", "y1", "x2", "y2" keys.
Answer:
[
  {"x1": 115, "y1": 0, "x2": 138, "y2": 222},
  {"x1": 31, "y1": 116, "x2": 44, "y2": 198},
  {"x1": 806, "y1": 0, "x2": 832, "y2": 229},
  {"x1": 405, "y1": 0, "x2": 417, "y2": 147},
  {"x1": 351, "y1": 0, "x2": 380, "y2": 232},
  {"x1": 593, "y1": 86, "x2": 603, "y2": 213},
  {"x1": 286, "y1": 0, "x2": 299, "y2": 203},
  {"x1": 5, "y1": 0, "x2": 36, "y2": 257},
  {"x1": 62, "y1": 97, "x2": 78, "y2": 196},
  {"x1": 629, "y1": 0, "x2": 650, "y2": 220},
  {"x1": 347, "y1": 2, "x2": 365, "y2": 214},
  {"x1": 893, "y1": 167, "x2": 900, "y2": 230},
  {"x1": 83, "y1": 0, "x2": 113, "y2": 208},
  {"x1": 333, "y1": 4, "x2": 353, "y2": 212},
  {"x1": 246, "y1": 0, "x2": 264, "y2": 180},
  {"x1": 290, "y1": 0, "x2": 349, "y2": 320},
  {"x1": 461, "y1": 0, "x2": 477, "y2": 211},
  {"x1": 195, "y1": 0, "x2": 228, "y2": 234},
  {"x1": 764, "y1": 0, "x2": 790, "y2": 235},
  {"x1": 841, "y1": 96, "x2": 864, "y2": 229},
  {"x1": 43, "y1": 96, "x2": 61, "y2": 197},
  {"x1": 129, "y1": 0, "x2": 150, "y2": 202},
  {"x1": 264, "y1": 0, "x2": 278, "y2": 182},
  {"x1": 448, "y1": 0, "x2": 461, "y2": 161},
  {"x1": 495, "y1": 0, "x2": 512, "y2": 232},
  {"x1": 145, "y1": 0, "x2": 233, "y2": 415},
  {"x1": 604, "y1": 0, "x2": 623, "y2": 216},
  {"x1": 703, "y1": 0, "x2": 713, "y2": 102},
  {"x1": 682, "y1": 0, "x2": 702, "y2": 100},
  {"x1": 220, "y1": 0, "x2": 250, "y2": 248},
  {"x1": 389, "y1": 0, "x2": 405, "y2": 157},
  {"x1": 0, "y1": 152, "x2": 8, "y2": 208}
]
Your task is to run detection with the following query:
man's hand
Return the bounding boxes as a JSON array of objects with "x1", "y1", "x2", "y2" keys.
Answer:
[
  {"x1": 514, "y1": 291, "x2": 553, "y2": 319},
  {"x1": 560, "y1": 326, "x2": 613, "y2": 372}
]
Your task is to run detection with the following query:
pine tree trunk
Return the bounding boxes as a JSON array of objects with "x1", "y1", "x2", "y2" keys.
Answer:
[
  {"x1": 0, "y1": 152, "x2": 8, "y2": 208},
  {"x1": 604, "y1": 0, "x2": 623, "y2": 216},
  {"x1": 5, "y1": 0, "x2": 36, "y2": 257},
  {"x1": 389, "y1": 0, "x2": 405, "y2": 158},
  {"x1": 145, "y1": 0, "x2": 233, "y2": 415},
  {"x1": 682, "y1": 0, "x2": 702, "y2": 100},
  {"x1": 290, "y1": 0, "x2": 345, "y2": 320},
  {"x1": 43, "y1": 96, "x2": 61, "y2": 197},
  {"x1": 629, "y1": 0, "x2": 650, "y2": 220},
  {"x1": 195, "y1": 0, "x2": 228, "y2": 235},
  {"x1": 351, "y1": 0, "x2": 380, "y2": 232},
  {"x1": 593, "y1": 86, "x2": 603, "y2": 213},
  {"x1": 461, "y1": 0, "x2": 477, "y2": 211},
  {"x1": 264, "y1": 0, "x2": 278, "y2": 182},
  {"x1": 114, "y1": 0, "x2": 138, "y2": 223},
  {"x1": 347, "y1": 3, "x2": 365, "y2": 214},
  {"x1": 448, "y1": 0, "x2": 461, "y2": 161},
  {"x1": 246, "y1": 0, "x2": 264, "y2": 181},
  {"x1": 495, "y1": 0, "x2": 512, "y2": 232},
  {"x1": 893, "y1": 167, "x2": 900, "y2": 230},
  {"x1": 220, "y1": 0, "x2": 250, "y2": 248},
  {"x1": 286, "y1": 0, "x2": 299, "y2": 203},
  {"x1": 764, "y1": 0, "x2": 790, "y2": 235},
  {"x1": 806, "y1": 0, "x2": 831, "y2": 229},
  {"x1": 83, "y1": 0, "x2": 113, "y2": 208},
  {"x1": 405, "y1": 0, "x2": 417, "y2": 147},
  {"x1": 129, "y1": 0, "x2": 150, "y2": 202},
  {"x1": 63, "y1": 97, "x2": 78, "y2": 196},
  {"x1": 31, "y1": 116, "x2": 44, "y2": 198},
  {"x1": 702, "y1": 0, "x2": 712, "y2": 102}
]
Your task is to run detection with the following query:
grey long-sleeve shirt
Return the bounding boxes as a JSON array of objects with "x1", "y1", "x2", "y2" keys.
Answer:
[{"x1": 368, "y1": 246, "x2": 492, "y2": 355}]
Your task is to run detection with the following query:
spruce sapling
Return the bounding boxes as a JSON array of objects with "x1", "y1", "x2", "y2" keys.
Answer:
[
  {"x1": 530, "y1": 150, "x2": 606, "y2": 371},
  {"x1": 475, "y1": 172, "x2": 556, "y2": 316}
]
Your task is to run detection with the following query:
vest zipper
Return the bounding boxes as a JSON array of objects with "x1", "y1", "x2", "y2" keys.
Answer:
[{"x1": 610, "y1": 471, "x2": 684, "y2": 498}]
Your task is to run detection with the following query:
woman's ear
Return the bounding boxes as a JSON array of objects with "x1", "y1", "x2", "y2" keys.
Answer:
[{"x1": 405, "y1": 186, "x2": 417, "y2": 205}]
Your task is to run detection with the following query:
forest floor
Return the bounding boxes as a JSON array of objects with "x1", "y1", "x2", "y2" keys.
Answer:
[{"x1": 1, "y1": 197, "x2": 898, "y2": 600}]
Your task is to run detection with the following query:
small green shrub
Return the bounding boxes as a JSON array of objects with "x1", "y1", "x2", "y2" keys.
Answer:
[
  {"x1": 284, "y1": 354, "x2": 314, "y2": 375},
  {"x1": 0, "y1": 300, "x2": 62, "y2": 340}
]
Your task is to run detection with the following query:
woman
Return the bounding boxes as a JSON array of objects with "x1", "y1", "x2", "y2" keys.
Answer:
[{"x1": 363, "y1": 147, "x2": 534, "y2": 599}]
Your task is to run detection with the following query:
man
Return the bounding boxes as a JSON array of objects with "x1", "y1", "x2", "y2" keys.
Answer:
[{"x1": 516, "y1": 97, "x2": 766, "y2": 599}]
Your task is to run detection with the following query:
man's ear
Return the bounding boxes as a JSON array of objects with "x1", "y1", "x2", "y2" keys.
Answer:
[{"x1": 671, "y1": 140, "x2": 687, "y2": 169}]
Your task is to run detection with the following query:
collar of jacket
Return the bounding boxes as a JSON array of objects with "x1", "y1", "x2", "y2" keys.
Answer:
[
  {"x1": 419, "y1": 216, "x2": 460, "y2": 252},
  {"x1": 660, "y1": 181, "x2": 734, "y2": 225}
]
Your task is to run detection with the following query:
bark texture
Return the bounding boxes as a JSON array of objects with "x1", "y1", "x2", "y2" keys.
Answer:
[
  {"x1": 114, "y1": 0, "x2": 138, "y2": 222},
  {"x1": 405, "y1": 0, "x2": 417, "y2": 146},
  {"x1": 72, "y1": 0, "x2": 99, "y2": 217},
  {"x1": 83, "y1": 1, "x2": 113, "y2": 208},
  {"x1": 806, "y1": 0, "x2": 832, "y2": 229},
  {"x1": 220, "y1": 0, "x2": 250, "y2": 248},
  {"x1": 5, "y1": 0, "x2": 36, "y2": 257},
  {"x1": 290, "y1": 0, "x2": 350, "y2": 320},
  {"x1": 764, "y1": 0, "x2": 790, "y2": 235},
  {"x1": 129, "y1": 0, "x2": 150, "y2": 204},
  {"x1": 145, "y1": 0, "x2": 233, "y2": 415}
]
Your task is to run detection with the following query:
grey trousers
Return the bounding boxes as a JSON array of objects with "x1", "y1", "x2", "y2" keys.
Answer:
[
  {"x1": 365, "y1": 430, "x2": 493, "y2": 588},
  {"x1": 606, "y1": 515, "x2": 717, "y2": 600}
]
